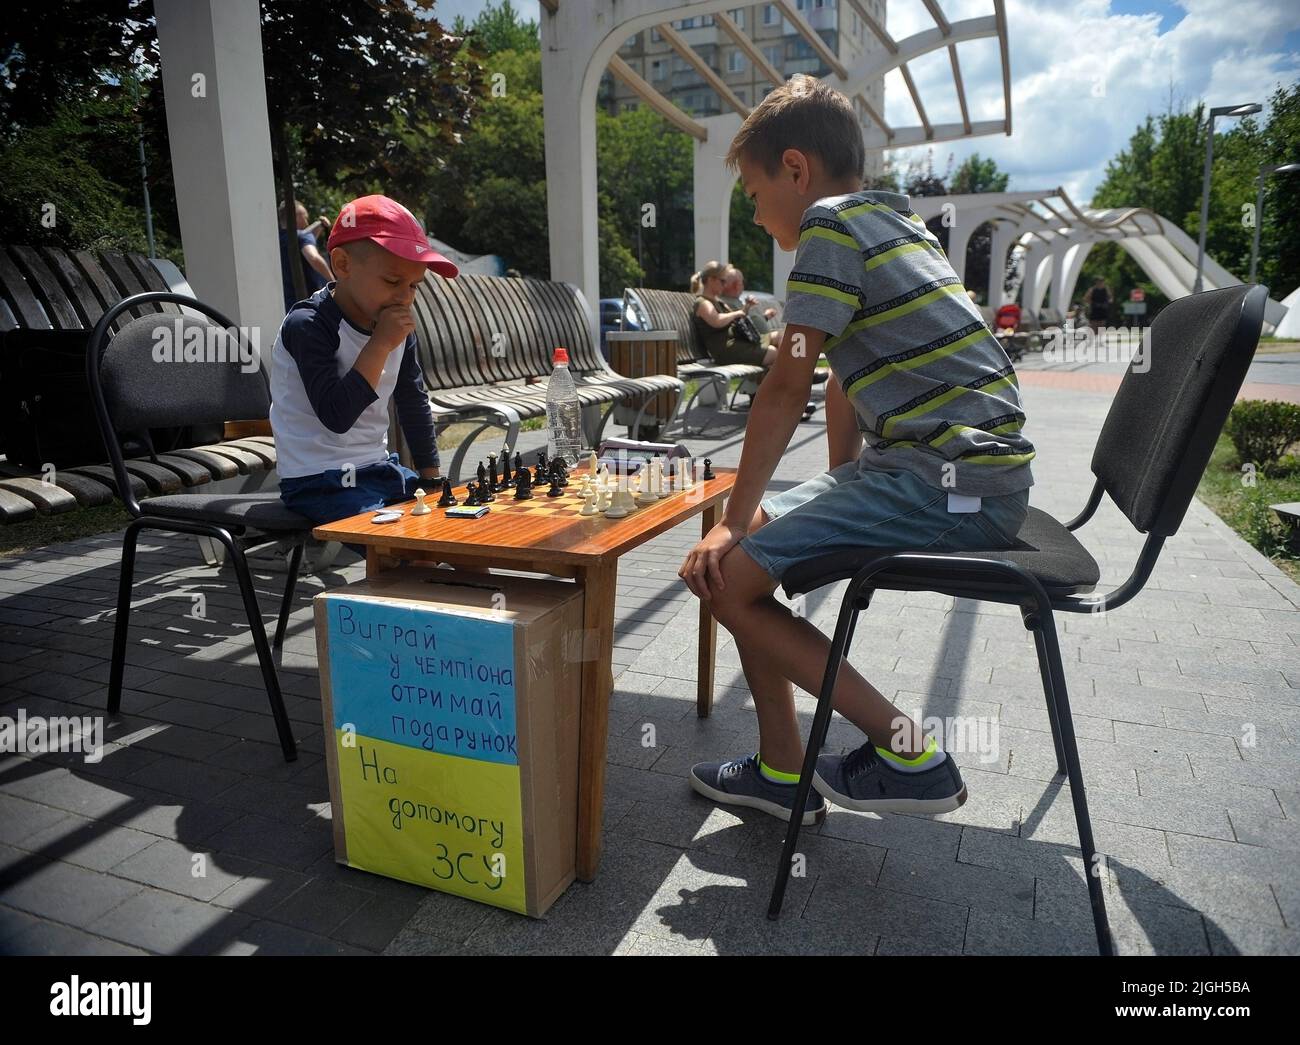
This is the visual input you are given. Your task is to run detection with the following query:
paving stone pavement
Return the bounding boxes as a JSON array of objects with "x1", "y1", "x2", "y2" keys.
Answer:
[{"x1": 2, "y1": 384, "x2": 1298, "y2": 955}]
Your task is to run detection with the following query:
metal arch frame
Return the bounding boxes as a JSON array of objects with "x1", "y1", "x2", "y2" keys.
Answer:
[{"x1": 594, "y1": 0, "x2": 1015, "y2": 153}]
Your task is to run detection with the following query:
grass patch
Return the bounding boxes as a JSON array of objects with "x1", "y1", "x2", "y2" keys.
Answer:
[
  {"x1": 0, "y1": 502, "x2": 134, "y2": 560},
  {"x1": 1255, "y1": 337, "x2": 1300, "y2": 354},
  {"x1": 1196, "y1": 431, "x2": 1300, "y2": 584}
]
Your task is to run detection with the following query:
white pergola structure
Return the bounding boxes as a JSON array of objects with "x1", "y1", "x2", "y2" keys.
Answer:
[
  {"x1": 540, "y1": 0, "x2": 1014, "y2": 337},
  {"x1": 908, "y1": 189, "x2": 1290, "y2": 327}
]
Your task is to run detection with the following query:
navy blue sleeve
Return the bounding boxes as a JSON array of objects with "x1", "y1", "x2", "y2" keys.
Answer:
[
  {"x1": 393, "y1": 335, "x2": 440, "y2": 470},
  {"x1": 280, "y1": 311, "x2": 378, "y2": 435}
]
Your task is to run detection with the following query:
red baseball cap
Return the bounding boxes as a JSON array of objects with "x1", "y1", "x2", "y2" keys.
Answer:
[{"x1": 327, "y1": 194, "x2": 459, "y2": 278}]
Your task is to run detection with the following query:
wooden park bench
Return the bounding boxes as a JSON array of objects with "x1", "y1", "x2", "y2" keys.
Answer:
[
  {"x1": 622, "y1": 286, "x2": 767, "y2": 433},
  {"x1": 0, "y1": 245, "x2": 284, "y2": 526},
  {"x1": 409, "y1": 273, "x2": 685, "y2": 481}
]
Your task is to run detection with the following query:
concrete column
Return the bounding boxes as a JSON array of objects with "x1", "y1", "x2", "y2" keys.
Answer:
[
  {"x1": 154, "y1": 0, "x2": 282, "y2": 340},
  {"x1": 694, "y1": 112, "x2": 743, "y2": 273}
]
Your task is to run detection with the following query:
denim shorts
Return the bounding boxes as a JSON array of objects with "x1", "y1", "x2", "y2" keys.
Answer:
[
  {"x1": 278, "y1": 452, "x2": 422, "y2": 529},
  {"x1": 737, "y1": 461, "x2": 1030, "y2": 584}
]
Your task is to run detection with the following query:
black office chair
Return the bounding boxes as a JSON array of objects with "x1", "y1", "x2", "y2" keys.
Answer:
[
  {"x1": 766, "y1": 284, "x2": 1270, "y2": 956},
  {"x1": 87, "y1": 291, "x2": 313, "y2": 762}
]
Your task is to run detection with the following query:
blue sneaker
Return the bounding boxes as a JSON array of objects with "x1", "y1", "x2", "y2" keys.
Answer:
[
  {"x1": 689, "y1": 754, "x2": 827, "y2": 825},
  {"x1": 813, "y1": 741, "x2": 968, "y2": 814}
]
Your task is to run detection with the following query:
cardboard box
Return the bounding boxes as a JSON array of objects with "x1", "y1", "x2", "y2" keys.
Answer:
[{"x1": 314, "y1": 568, "x2": 585, "y2": 917}]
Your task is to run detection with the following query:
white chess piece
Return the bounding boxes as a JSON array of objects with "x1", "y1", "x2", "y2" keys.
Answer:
[
  {"x1": 596, "y1": 482, "x2": 612, "y2": 512},
  {"x1": 588, "y1": 450, "x2": 599, "y2": 479},
  {"x1": 580, "y1": 487, "x2": 598, "y2": 516},
  {"x1": 650, "y1": 456, "x2": 665, "y2": 498},
  {"x1": 603, "y1": 475, "x2": 629, "y2": 518},
  {"x1": 635, "y1": 467, "x2": 657, "y2": 506},
  {"x1": 683, "y1": 460, "x2": 696, "y2": 490},
  {"x1": 411, "y1": 488, "x2": 431, "y2": 515}
]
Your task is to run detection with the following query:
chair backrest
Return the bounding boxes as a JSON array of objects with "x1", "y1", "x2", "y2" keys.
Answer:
[
  {"x1": 412, "y1": 272, "x2": 605, "y2": 389},
  {"x1": 86, "y1": 292, "x2": 270, "y2": 514},
  {"x1": 624, "y1": 287, "x2": 705, "y2": 366},
  {"x1": 1091, "y1": 284, "x2": 1267, "y2": 536},
  {"x1": 0, "y1": 245, "x2": 181, "y2": 335}
]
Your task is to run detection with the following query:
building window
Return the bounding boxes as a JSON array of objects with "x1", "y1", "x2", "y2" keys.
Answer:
[
  {"x1": 651, "y1": 60, "x2": 665, "y2": 81},
  {"x1": 736, "y1": 87, "x2": 747, "y2": 104},
  {"x1": 763, "y1": 44, "x2": 782, "y2": 66},
  {"x1": 763, "y1": 4, "x2": 777, "y2": 27},
  {"x1": 650, "y1": 27, "x2": 661, "y2": 43},
  {"x1": 623, "y1": 33, "x2": 638, "y2": 49},
  {"x1": 727, "y1": 49, "x2": 746, "y2": 73},
  {"x1": 729, "y1": 8, "x2": 745, "y2": 28}
]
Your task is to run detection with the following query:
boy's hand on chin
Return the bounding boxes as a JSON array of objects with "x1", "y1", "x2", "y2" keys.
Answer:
[{"x1": 371, "y1": 303, "x2": 415, "y2": 352}]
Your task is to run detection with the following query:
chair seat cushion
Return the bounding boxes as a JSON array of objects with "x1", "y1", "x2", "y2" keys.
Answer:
[
  {"x1": 779, "y1": 506, "x2": 1101, "y2": 601},
  {"x1": 140, "y1": 492, "x2": 311, "y2": 532}
]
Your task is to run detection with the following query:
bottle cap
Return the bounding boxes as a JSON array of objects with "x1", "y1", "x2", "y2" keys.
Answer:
[{"x1": 553, "y1": 347, "x2": 570, "y2": 365}]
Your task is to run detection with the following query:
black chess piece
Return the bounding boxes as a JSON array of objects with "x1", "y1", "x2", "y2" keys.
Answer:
[
  {"x1": 558, "y1": 459, "x2": 570, "y2": 487},
  {"x1": 437, "y1": 477, "x2": 457, "y2": 507},
  {"x1": 514, "y1": 451, "x2": 523, "y2": 476},
  {"x1": 514, "y1": 471, "x2": 532, "y2": 500},
  {"x1": 702, "y1": 458, "x2": 715, "y2": 480},
  {"x1": 538, "y1": 448, "x2": 548, "y2": 474},
  {"x1": 501, "y1": 449, "x2": 512, "y2": 486},
  {"x1": 481, "y1": 478, "x2": 496, "y2": 502},
  {"x1": 463, "y1": 481, "x2": 479, "y2": 506},
  {"x1": 547, "y1": 471, "x2": 564, "y2": 497},
  {"x1": 488, "y1": 452, "x2": 499, "y2": 492},
  {"x1": 476, "y1": 461, "x2": 487, "y2": 487}
]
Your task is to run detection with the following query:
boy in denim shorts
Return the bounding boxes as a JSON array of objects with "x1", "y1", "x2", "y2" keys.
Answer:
[{"x1": 679, "y1": 76, "x2": 1034, "y2": 825}]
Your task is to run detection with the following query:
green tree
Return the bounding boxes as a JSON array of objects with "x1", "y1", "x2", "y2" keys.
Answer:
[{"x1": 450, "y1": 0, "x2": 539, "y2": 55}]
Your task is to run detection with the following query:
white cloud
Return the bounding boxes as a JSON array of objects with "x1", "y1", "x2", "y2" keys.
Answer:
[{"x1": 880, "y1": 0, "x2": 1300, "y2": 206}]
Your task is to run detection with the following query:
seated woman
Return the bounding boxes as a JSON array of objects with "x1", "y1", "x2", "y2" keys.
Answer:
[{"x1": 691, "y1": 260, "x2": 777, "y2": 369}]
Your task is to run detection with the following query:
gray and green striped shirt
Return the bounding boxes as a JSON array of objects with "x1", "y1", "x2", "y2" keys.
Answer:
[{"x1": 783, "y1": 190, "x2": 1035, "y2": 497}]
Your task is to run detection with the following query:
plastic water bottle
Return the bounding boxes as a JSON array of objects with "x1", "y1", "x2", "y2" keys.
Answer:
[{"x1": 545, "y1": 347, "x2": 585, "y2": 468}]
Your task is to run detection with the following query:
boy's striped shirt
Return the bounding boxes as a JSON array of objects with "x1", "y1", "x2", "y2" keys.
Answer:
[{"x1": 783, "y1": 190, "x2": 1035, "y2": 497}]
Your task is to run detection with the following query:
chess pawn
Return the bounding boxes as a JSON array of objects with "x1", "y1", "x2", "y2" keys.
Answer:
[
  {"x1": 635, "y1": 465, "x2": 657, "y2": 506},
  {"x1": 596, "y1": 482, "x2": 612, "y2": 512},
  {"x1": 437, "y1": 478, "x2": 457, "y2": 507},
  {"x1": 603, "y1": 482, "x2": 630, "y2": 518},
  {"x1": 579, "y1": 487, "x2": 598, "y2": 516},
  {"x1": 411, "y1": 488, "x2": 431, "y2": 515},
  {"x1": 647, "y1": 456, "x2": 665, "y2": 499}
]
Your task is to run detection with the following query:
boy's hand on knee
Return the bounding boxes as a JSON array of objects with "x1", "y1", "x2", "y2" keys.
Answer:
[{"x1": 679, "y1": 521, "x2": 746, "y2": 600}]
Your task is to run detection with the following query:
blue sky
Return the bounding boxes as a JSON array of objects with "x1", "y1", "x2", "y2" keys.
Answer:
[{"x1": 433, "y1": 1, "x2": 1300, "y2": 206}]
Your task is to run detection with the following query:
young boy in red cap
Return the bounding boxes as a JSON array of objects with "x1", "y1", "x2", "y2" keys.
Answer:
[{"x1": 271, "y1": 194, "x2": 457, "y2": 529}]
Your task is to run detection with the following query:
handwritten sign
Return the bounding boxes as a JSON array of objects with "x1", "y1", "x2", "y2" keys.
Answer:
[{"x1": 325, "y1": 596, "x2": 528, "y2": 912}]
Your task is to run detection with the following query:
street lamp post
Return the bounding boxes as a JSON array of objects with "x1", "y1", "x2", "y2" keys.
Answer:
[
  {"x1": 1194, "y1": 102, "x2": 1262, "y2": 294},
  {"x1": 1249, "y1": 162, "x2": 1300, "y2": 283}
]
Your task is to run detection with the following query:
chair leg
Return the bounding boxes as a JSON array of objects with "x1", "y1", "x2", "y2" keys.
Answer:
[
  {"x1": 1032, "y1": 601, "x2": 1115, "y2": 956},
  {"x1": 222, "y1": 534, "x2": 298, "y2": 762},
  {"x1": 107, "y1": 519, "x2": 146, "y2": 715},
  {"x1": 767, "y1": 598, "x2": 861, "y2": 919},
  {"x1": 273, "y1": 538, "x2": 305, "y2": 649},
  {"x1": 1026, "y1": 615, "x2": 1067, "y2": 776}
]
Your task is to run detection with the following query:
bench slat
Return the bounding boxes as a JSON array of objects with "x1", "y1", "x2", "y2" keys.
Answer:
[
  {"x1": 41, "y1": 247, "x2": 107, "y2": 328},
  {"x1": 0, "y1": 247, "x2": 51, "y2": 328},
  {"x1": 10, "y1": 246, "x2": 82, "y2": 329},
  {"x1": 0, "y1": 476, "x2": 79, "y2": 513},
  {"x1": 0, "y1": 486, "x2": 37, "y2": 523},
  {"x1": 164, "y1": 447, "x2": 240, "y2": 480}
]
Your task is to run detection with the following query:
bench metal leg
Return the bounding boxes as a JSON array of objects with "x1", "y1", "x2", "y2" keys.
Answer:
[{"x1": 446, "y1": 407, "x2": 522, "y2": 485}]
